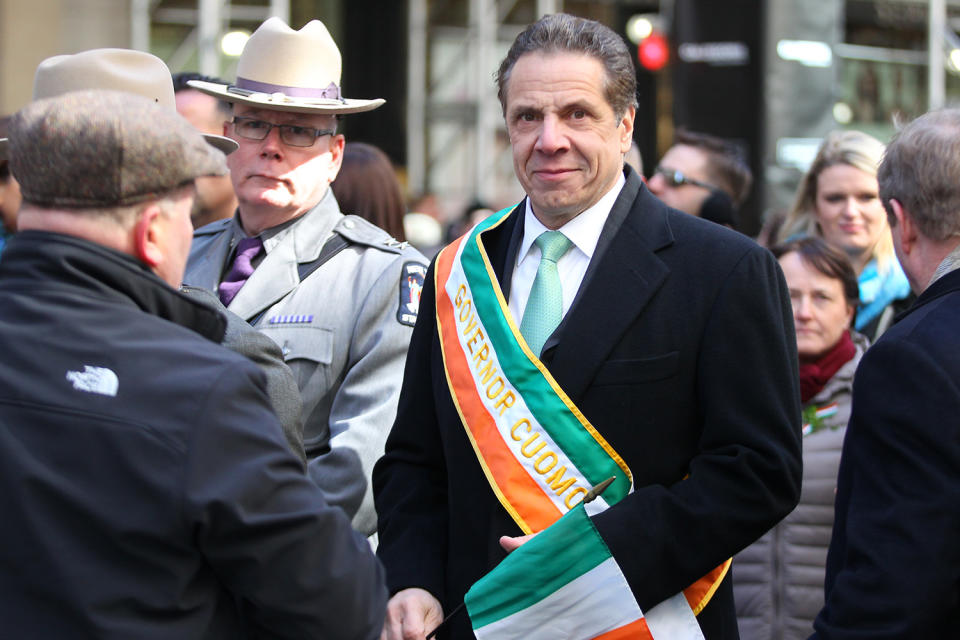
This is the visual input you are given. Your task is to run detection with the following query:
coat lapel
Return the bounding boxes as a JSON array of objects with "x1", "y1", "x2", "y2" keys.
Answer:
[{"x1": 545, "y1": 177, "x2": 675, "y2": 402}]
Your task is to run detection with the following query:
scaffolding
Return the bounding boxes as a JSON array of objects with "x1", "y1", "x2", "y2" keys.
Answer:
[
  {"x1": 130, "y1": 0, "x2": 289, "y2": 76},
  {"x1": 407, "y1": 0, "x2": 560, "y2": 213}
]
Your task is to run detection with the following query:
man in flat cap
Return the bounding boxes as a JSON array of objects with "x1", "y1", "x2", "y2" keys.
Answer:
[
  {"x1": 185, "y1": 17, "x2": 427, "y2": 534},
  {"x1": 0, "y1": 90, "x2": 386, "y2": 638},
  {"x1": 2, "y1": 46, "x2": 307, "y2": 461}
]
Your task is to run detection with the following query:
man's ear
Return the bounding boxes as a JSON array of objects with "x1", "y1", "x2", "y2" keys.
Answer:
[
  {"x1": 327, "y1": 133, "x2": 346, "y2": 184},
  {"x1": 889, "y1": 198, "x2": 918, "y2": 255},
  {"x1": 133, "y1": 204, "x2": 164, "y2": 270},
  {"x1": 619, "y1": 105, "x2": 636, "y2": 154}
]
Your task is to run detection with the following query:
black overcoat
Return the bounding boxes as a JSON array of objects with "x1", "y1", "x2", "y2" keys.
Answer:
[
  {"x1": 375, "y1": 168, "x2": 803, "y2": 639},
  {"x1": 813, "y1": 268, "x2": 960, "y2": 639}
]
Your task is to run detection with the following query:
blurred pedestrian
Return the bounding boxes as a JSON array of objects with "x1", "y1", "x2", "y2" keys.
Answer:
[
  {"x1": 734, "y1": 237, "x2": 867, "y2": 640},
  {"x1": 173, "y1": 71, "x2": 239, "y2": 227},
  {"x1": 332, "y1": 141, "x2": 406, "y2": 240},
  {"x1": 0, "y1": 116, "x2": 21, "y2": 255},
  {"x1": 777, "y1": 130, "x2": 911, "y2": 341},
  {"x1": 648, "y1": 129, "x2": 752, "y2": 229}
]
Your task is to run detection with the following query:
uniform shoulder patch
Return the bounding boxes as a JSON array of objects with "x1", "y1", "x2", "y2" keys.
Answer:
[{"x1": 397, "y1": 261, "x2": 427, "y2": 327}]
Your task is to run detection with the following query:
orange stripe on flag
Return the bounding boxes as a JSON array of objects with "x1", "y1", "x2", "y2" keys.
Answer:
[
  {"x1": 435, "y1": 242, "x2": 562, "y2": 533},
  {"x1": 593, "y1": 618, "x2": 653, "y2": 640},
  {"x1": 683, "y1": 559, "x2": 731, "y2": 614}
]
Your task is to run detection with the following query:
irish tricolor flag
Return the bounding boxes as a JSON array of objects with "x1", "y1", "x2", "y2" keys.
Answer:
[{"x1": 464, "y1": 504, "x2": 651, "y2": 639}]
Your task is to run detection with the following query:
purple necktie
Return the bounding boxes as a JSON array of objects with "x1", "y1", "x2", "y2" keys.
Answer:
[{"x1": 218, "y1": 236, "x2": 263, "y2": 306}]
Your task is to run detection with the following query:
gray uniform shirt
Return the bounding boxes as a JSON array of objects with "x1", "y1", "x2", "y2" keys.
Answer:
[{"x1": 185, "y1": 190, "x2": 427, "y2": 534}]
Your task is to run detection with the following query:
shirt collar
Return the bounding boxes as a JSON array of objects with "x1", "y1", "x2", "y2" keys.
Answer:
[
  {"x1": 517, "y1": 172, "x2": 626, "y2": 266},
  {"x1": 928, "y1": 242, "x2": 960, "y2": 288}
]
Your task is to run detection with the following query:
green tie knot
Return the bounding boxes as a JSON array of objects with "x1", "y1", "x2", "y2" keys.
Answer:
[
  {"x1": 520, "y1": 231, "x2": 573, "y2": 357},
  {"x1": 535, "y1": 231, "x2": 572, "y2": 264}
]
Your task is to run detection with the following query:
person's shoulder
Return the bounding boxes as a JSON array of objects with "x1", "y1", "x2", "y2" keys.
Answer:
[
  {"x1": 670, "y1": 208, "x2": 758, "y2": 252},
  {"x1": 881, "y1": 284, "x2": 960, "y2": 355},
  {"x1": 335, "y1": 215, "x2": 428, "y2": 263},
  {"x1": 193, "y1": 217, "x2": 233, "y2": 238}
]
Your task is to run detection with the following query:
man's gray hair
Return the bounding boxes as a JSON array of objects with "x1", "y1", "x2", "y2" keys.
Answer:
[
  {"x1": 495, "y1": 13, "x2": 638, "y2": 120},
  {"x1": 81, "y1": 183, "x2": 195, "y2": 228},
  {"x1": 879, "y1": 108, "x2": 960, "y2": 241}
]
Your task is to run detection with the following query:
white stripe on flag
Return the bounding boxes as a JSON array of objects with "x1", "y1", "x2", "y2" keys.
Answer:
[
  {"x1": 645, "y1": 592, "x2": 704, "y2": 640},
  {"x1": 473, "y1": 558, "x2": 642, "y2": 640}
]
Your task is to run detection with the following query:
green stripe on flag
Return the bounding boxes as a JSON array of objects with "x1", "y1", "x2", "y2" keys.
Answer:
[
  {"x1": 464, "y1": 505, "x2": 611, "y2": 629},
  {"x1": 457, "y1": 219, "x2": 630, "y2": 502}
]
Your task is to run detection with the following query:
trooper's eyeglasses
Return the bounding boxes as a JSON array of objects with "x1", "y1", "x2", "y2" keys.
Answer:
[
  {"x1": 231, "y1": 116, "x2": 336, "y2": 147},
  {"x1": 654, "y1": 165, "x2": 719, "y2": 191}
]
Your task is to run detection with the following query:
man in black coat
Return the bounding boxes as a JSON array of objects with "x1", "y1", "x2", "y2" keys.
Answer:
[
  {"x1": 811, "y1": 110, "x2": 960, "y2": 638},
  {"x1": 0, "y1": 90, "x2": 386, "y2": 639},
  {"x1": 374, "y1": 14, "x2": 801, "y2": 640}
]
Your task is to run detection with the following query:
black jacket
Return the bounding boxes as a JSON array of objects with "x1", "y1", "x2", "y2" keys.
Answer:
[
  {"x1": 812, "y1": 268, "x2": 960, "y2": 639},
  {"x1": 0, "y1": 231, "x2": 386, "y2": 639},
  {"x1": 374, "y1": 170, "x2": 802, "y2": 638}
]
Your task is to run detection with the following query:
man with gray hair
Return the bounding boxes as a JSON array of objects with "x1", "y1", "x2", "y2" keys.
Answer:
[
  {"x1": 812, "y1": 109, "x2": 960, "y2": 638},
  {"x1": 375, "y1": 13, "x2": 800, "y2": 640},
  {"x1": 0, "y1": 90, "x2": 386, "y2": 638}
]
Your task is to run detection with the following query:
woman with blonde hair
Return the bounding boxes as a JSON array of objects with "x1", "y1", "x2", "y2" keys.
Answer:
[{"x1": 777, "y1": 130, "x2": 911, "y2": 340}]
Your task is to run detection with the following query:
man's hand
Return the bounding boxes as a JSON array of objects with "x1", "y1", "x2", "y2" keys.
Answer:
[
  {"x1": 499, "y1": 532, "x2": 536, "y2": 553},
  {"x1": 381, "y1": 587, "x2": 443, "y2": 640}
]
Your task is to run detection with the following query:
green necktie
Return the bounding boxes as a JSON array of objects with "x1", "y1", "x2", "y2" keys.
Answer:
[{"x1": 520, "y1": 231, "x2": 573, "y2": 356}]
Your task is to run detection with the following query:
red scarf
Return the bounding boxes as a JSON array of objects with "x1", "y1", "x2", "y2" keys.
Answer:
[{"x1": 799, "y1": 331, "x2": 856, "y2": 403}]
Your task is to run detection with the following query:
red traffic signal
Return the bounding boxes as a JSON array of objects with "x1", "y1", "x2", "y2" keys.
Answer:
[{"x1": 638, "y1": 32, "x2": 669, "y2": 71}]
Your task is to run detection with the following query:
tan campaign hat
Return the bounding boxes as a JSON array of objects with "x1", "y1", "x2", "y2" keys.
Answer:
[
  {"x1": 10, "y1": 90, "x2": 228, "y2": 209},
  {"x1": 188, "y1": 17, "x2": 385, "y2": 115},
  {"x1": 0, "y1": 48, "x2": 237, "y2": 160}
]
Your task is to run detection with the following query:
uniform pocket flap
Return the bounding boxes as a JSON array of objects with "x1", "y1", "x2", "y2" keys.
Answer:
[{"x1": 259, "y1": 325, "x2": 333, "y2": 364}]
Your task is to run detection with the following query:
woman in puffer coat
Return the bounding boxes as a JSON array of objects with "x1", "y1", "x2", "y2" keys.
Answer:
[{"x1": 733, "y1": 237, "x2": 868, "y2": 640}]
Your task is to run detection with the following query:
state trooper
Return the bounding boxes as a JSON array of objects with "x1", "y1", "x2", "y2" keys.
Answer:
[{"x1": 185, "y1": 17, "x2": 427, "y2": 535}]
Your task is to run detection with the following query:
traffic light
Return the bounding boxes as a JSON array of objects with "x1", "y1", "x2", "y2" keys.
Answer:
[{"x1": 627, "y1": 14, "x2": 670, "y2": 72}]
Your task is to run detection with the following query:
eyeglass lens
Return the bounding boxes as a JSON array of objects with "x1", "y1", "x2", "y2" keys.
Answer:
[{"x1": 232, "y1": 117, "x2": 332, "y2": 147}]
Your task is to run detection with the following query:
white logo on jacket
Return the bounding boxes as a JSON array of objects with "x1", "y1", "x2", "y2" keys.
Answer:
[{"x1": 66, "y1": 366, "x2": 119, "y2": 397}]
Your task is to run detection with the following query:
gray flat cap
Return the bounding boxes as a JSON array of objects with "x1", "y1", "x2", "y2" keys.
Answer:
[{"x1": 9, "y1": 89, "x2": 228, "y2": 208}]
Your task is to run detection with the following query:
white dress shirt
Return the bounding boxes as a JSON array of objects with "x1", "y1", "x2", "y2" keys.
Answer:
[{"x1": 508, "y1": 173, "x2": 626, "y2": 327}]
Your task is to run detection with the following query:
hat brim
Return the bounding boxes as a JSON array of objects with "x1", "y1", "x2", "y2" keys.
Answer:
[
  {"x1": 1, "y1": 132, "x2": 235, "y2": 160},
  {"x1": 203, "y1": 133, "x2": 238, "y2": 155},
  {"x1": 188, "y1": 80, "x2": 384, "y2": 115}
]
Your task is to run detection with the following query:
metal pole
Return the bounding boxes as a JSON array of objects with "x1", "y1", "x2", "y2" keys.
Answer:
[
  {"x1": 130, "y1": 0, "x2": 151, "y2": 51},
  {"x1": 407, "y1": 0, "x2": 428, "y2": 195},
  {"x1": 473, "y1": 0, "x2": 497, "y2": 199},
  {"x1": 198, "y1": 0, "x2": 221, "y2": 77},
  {"x1": 269, "y1": 0, "x2": 290, "y2": 23},
  {"x1": 537, "y1": 0, "x2": 559, "y2": 19},
  {"x1": 929, "y1": 0, "x2": 946, "y2": 110}
]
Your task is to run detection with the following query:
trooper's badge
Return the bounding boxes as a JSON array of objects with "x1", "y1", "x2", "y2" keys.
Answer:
[{"x1": 398, "y1": 262, "x2": 427, "y2": 326}]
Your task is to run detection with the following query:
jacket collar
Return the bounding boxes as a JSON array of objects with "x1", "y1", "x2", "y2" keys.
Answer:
[
  {"x1": 483, "y1": 166, "x2": 675, "y2": 402},
  {"x1": 1, "y1": 231, "x2": 227, "y2": 342}
]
